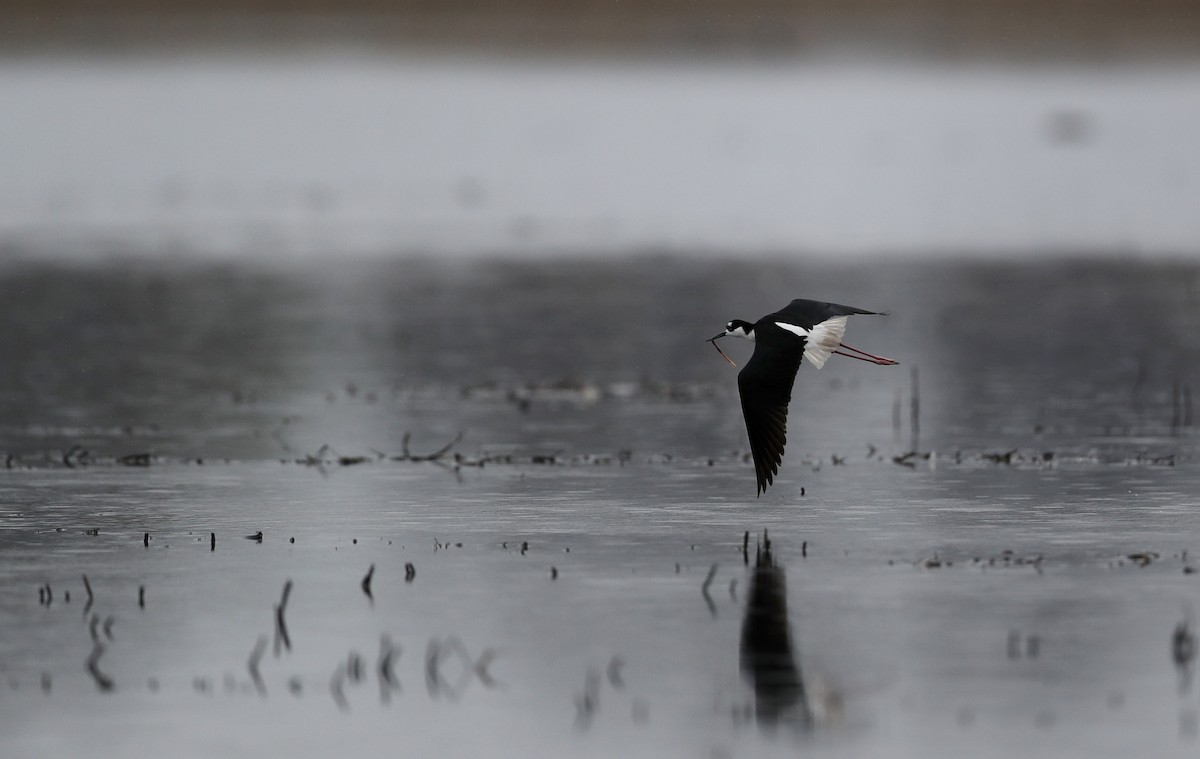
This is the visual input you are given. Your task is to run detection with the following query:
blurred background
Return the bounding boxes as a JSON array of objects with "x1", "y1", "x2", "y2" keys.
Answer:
[
  {"x1": 4, "y1": 9, "x2": 1200, "y2": 758},
  {"x1": 1, "y1": 0, "x2": 1198, "y2": 260}
]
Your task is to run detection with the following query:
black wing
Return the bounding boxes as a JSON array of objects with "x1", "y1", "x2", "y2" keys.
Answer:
[
  {"x1": 771, "y1": 299, "x2": 879, "y2": 330},
  {"x1": 737, "y1": 330, "x2": 805, "y2": 496}
]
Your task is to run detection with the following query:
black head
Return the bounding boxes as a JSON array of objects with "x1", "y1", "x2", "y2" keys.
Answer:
[{"x1": 711, "y1": 319, "x2": 755, "y2": 342}]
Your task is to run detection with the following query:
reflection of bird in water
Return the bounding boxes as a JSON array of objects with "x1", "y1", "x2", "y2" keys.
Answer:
[
  {"x1": 739, "y1": 533, "x2": 811, "y2": 732},
  {"x1": 710, "y1": 299, "x2": 897, "y2": 495},
  {"x1": 1174, "y1": 605, "x2": 1197, "y2": 695}
]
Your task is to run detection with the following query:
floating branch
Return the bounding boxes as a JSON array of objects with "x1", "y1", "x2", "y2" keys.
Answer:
[
  {"x1": 210, "y1": 532, "x2": 216, "y2": 551},
  {"x1": 248, "y1": 635, "x2": 267, "y2": 697},
  {"x1": 981, "y1": 449, "x2": 1019, "y2": 465},
  {"x1": 117, "y1": 453, "x2": 151, "y2": 467},
  {"x1": 395, "y1": 431, "x2": 465, "y2": 462},
  {"x1": 296, "y1": 444, "x2": 332, "y2": 468},
  {"x1": 273, "y1": 580, "x2": 294, "y2": 657}
]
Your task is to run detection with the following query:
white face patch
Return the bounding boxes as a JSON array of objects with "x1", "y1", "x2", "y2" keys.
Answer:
[
  {"x1": 725, "y1": 323, "x2": 755, "y2": 341},
  {"x1": 775, "y1": 316, "x2": 848, "y2": 369}
]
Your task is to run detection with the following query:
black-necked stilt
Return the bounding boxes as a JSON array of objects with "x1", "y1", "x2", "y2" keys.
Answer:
[{"x1": 710, "y1": 299, "x2": 898, "y2": 496}]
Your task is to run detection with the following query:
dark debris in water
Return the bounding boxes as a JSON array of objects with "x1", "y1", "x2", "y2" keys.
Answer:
[
  {"x1": 1, "y1": 438, "x2": 1184, "y2": 473},
  {"x1": 908, "y1": 549, "x2": 1045, "y2": 571},
  {"x1": 905, "y1": 548, "x2": 1200, "y2": 573}
]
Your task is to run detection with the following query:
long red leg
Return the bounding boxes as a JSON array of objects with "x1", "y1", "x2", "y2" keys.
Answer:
[{"x1": 835, "y1": 343, "x2": 899, "y2": 365}]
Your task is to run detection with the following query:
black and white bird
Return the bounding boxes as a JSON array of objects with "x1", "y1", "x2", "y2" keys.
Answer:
[{"x1": 709, "y1": 299, "x2": 898, "y2": 496}]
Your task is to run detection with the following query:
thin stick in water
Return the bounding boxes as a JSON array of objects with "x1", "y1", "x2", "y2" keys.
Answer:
[
  {"x1": 273, "y1": 580, "x2": 293, "y2": 657},
  {"x1": 361, "y1": 564, "x2": 375, "y2": 600},
  {"x1": 248, "y1": 635, "x2": 267, "y2": 697}
]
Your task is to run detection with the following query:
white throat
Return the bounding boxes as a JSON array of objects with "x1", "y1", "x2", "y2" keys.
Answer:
[{"x1": 730, "y1": 326, "x2": 755, "y2": 342}]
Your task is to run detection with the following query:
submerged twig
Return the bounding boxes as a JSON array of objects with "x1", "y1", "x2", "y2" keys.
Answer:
[
  {"x1": 85, "y1": 641, "x2": 114, "y2": 692},
  {"x1": 606, "y1": 656, "x2": 625, "y2": 690},
  {"x1": 361, "y1": 564, "x2": 375, "y2": 601},
  {"x1": 378, "y1": 635, "x2": 401, "y2": 704},
  {"x1": 248, "y1": 635, "x2": 268, "y2": 697},
  {"x1": 701, "y1": 563, "x2": 718, "y2": 618},
  {"x1": 330, "y1": 662, "x2": 349, "y2": 712},
  {"x1": 82, "y1": 574, "x2": 94, "y2": 615},
  {"x1": 424, "y1": 638, "x2": 442, "y2": 698},
  {"x1": 273, "y1": 580, "x2": 293, "y2": 657},
  {"x1": 473, "y1": 648, "x2": 501, "y2": 690},
  {"x1": 574, "y1": 666, "x2": 602, "y2": 731}
]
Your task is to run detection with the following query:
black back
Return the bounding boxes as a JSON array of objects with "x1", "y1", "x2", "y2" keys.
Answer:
[
  {"x1": 764, "y1": 299, "x2": 878, "y2": 331},
  {"x1": 737, "y1": 298, "x2": 879, "y2": 496}
]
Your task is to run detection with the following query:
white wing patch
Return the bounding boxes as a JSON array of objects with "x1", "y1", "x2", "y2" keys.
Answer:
[{"x1": 775, "y1": 316, "x2": 848, "y2": 369}]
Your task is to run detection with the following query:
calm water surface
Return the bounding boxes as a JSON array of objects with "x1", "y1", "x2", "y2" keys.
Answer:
[{"x1": 2, "y1": 255, "x2": 1199, "y2": 758}]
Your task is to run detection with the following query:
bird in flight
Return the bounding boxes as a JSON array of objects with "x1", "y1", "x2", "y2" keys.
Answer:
[{"x1": 709, "y1": 299, "x2": 898, "y2": 496}]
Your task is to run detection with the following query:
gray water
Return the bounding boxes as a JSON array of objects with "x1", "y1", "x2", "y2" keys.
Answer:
[{"x1": 2, "y1": 255, "x2": 1200, "y2": 758}]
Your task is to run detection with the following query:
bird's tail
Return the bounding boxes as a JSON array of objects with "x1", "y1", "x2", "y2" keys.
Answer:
[{"x1": 803, "y1": 317, "x2": 847, "y2": 369}]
